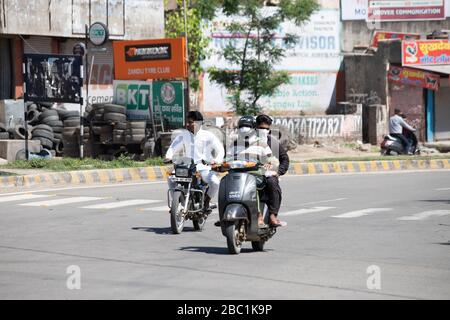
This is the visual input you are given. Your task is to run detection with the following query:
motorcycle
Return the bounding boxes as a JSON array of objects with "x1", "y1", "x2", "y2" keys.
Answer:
[
  {"x1": 380, "y1": 128, "x2": 420, "y2": 156},
  {"x1": 167, "y1": 157, "x2": 213, "y2": 234},
  {"x1": 217, "y1": 160, "x2": 279, "y2": 254}
]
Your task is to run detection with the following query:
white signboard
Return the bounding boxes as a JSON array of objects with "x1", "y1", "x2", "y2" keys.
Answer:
[
  {"x1": 202, "y1": 9, "x2": 342, "y2": 72},
  {"x1": 202, "y1": 72, "x2": 337, "y2": 113},
  {"x1": 341, "y1": 0, "x2": 369, "y2": 20}
]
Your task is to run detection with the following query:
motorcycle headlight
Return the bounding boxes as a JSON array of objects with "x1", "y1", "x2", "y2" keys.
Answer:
[{"x1": 175, "y1": 168, "x2": 190, "y2": 178}]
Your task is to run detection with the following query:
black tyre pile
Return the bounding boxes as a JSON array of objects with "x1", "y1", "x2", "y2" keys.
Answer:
[
  {"x1": 126, "y1": 121, "x2": 146, "y2": 144},
  {"x1": 0, "y1": 122, "x2": 9, "y2": 140}
]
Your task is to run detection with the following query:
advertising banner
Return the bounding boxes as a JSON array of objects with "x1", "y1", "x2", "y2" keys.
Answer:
[
  {"x1": 152, "y1": 81, "x2": 185, "y2": 128},
  {"x1": 113, "y1": 80, "x2": 152, "y2": 120},
  {"x1": 370, "y1": 31, "x2": 421, "y2": 48},
  {"x1": 402, "y1": 40, "x2": 450, "y2": 66},
  {"x1": 23, "y1": 54, "x2": 83, "y2": 104},
  {"x1": 368, "y1": 0, "x2": 445, "y2": 21},
  {"x1": 113, "y1": 38, "x2": 187, "y2": 80},
  {"x1": 388, "y1": 66, "x2": 440, "y2": 91}
]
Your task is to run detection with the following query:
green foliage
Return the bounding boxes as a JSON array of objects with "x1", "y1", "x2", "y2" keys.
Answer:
[{"x1": 208, "y1": 0, "x2": 319, "y2": 115}]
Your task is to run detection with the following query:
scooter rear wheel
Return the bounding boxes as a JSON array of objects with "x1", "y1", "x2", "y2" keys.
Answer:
[
  {"x1": 225, "y1": 221, "x2": 242, "y2": 254},
  {"x1": 170, "y1": 191, "x2": 185, "y2": 234}
]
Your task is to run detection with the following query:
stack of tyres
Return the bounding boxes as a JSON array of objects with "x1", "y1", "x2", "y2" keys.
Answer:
[
  {"x1": 38, "y1": 109, "x2": 63, "y2": 154},
  {"x1": 92, "y1": 104, "x2": 105, "y2": 121},
  {"x1": 113, "y1": 121, "x2": 126, "y2": 144},
  {"x1": 103, "y1": 104, "x2": 126, "y2": 124},
  {"x1": 0, "y1": 122, "x2": 9, "y2": 140},
  {"x1": 62, "y1": 111, "x2": 81, "y2": 158},
  {"x1": 126, "y1": 121, "x2": 146, "y2": 144},
  {"x1": 31, "y1": 124, "x2": 54, "y2": 151}
]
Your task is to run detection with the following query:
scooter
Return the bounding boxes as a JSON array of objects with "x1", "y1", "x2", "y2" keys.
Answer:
[
  {"x1": 167, "y1": 157, "x2": 213, "y2": 234},
  {"x1": 217, "y1": 160, "x2": 279, "y2": 254},
  {"x1": 380, "y1": 128, "x2": 420, "y2": 156}
]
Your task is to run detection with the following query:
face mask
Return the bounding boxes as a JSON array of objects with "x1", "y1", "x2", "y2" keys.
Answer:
[
  {"x1": 258, "y1": 128, "x2": 270, "y2": 136},
  {"x1": 239, "y1": 127, "x2": 252, "y2": 134}
]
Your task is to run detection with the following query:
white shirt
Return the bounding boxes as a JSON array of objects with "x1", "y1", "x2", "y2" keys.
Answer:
[
  {"x1": 165, "y1": 127, "x2": 225, "y2": 171},
  {"x1": 389, "y1": 115, "x2": 416, "y2": 134}
]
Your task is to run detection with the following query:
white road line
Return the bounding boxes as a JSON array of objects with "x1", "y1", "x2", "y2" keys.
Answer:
[
  {"x1": 19, "y1": 197, "x2": 105, "y2": 207},
  {"x1": 0, "y1": 194, "x2": 54, "y2": 203},
  {"x1": 280, "y1": 207, "x2": 335, "y2": 216},
  {"x1": 82, "y1": 199, "x2": 161, "y2": 210},
  {"x1": 435, "y1": 188, "x2": 450, "y2": 191},
  {"x1": 302, "y1": 198, "x2": 348, "y2": 206},
  {"x1": 397, "y1": 210, "x2": 450, "y2": 221},
  {"x1": 332, "y1": 208, "x2": 393, "y2": 219},
  {"x1": 140, "y1": 206, "x2": 169, "y2": 212}
]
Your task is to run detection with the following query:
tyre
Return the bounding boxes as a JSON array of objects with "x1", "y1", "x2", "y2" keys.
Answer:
[
  {"x1": 193, "y1": 216, "x2": 206, "y2": 231},
  {"x1": 62, "y1": 111, "x2": 80, "y2": 120},
  {"x1": 64, "y1": 119, "x2": 80, "y2": 127},
  {"x1": 251, "y1": 240, "x2": 265, "y2": 252},
  {"x1": 38, "y1": 110, "x2": 58, "y2": 122},
  {"x1": 127, "y1": 128, "x2": 145, "y2": 135},
  {"x1": 52, "y1": 126, "x2": 63, "y2": 134},
  {"x1": 32, "y1": 129, "x2": 54, "y2": 140},
  {"x1": 128, "y1": 121, "x2": 146, "y2": 129},
  {"x1": 115, "y1": 122, "x2": 127, "y2": 130},
  {"x1": 26, "y1": 109, "x2": 40, "y2": 125},
  {"x1": 32, "y1": 136, "x2": 53, "y2": 149},
  {"x1": 0, "y1": 132, "x2": 9, "y2": 140},
  {"x1": 170, "y1": 191, "x2": 186, "y2": 234},
  {"x1": 0, "y1": 122, "x2": 6, "y2": 132},
  {"x1": 46, "y1": 120, "x2": 63, "y2": 128},
  {"x1": 126, "y1": 134, "x2": 145, "y2": 144},
  {"x1": 42, "y1": 115, "x2": 60, "y2": 124},
  {"x1": 13, "y1": 125, "x2": 31, "y2": 140},
  {"x1": 225, "y1": 221, "x2": 242, "y2": 254},
  {"x1": 104, "y1": 112, "x2": 126, "y2": 122},
  {"x1": 104, "y1": 104, "x2": 126, "y2": 114},
  {"x1": 32, "y1": 124, "x2": 52, "y2": 132}
]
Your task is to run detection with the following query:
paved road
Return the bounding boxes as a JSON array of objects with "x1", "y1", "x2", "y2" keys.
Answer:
[{"x1": 0, "y1": 171, "x2": 449, "y2": 299}]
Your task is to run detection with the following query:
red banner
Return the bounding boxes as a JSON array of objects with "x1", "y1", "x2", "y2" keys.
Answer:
[
  {"x1": 388, "y1": 66, "x2": 440, "y2": 91},
  {"x1": 402, "y1": 40, "x2": 450, "y2": 66},
  {"x1": 368, "y1": 0, "x2": 445, "y2": 21},
  {"x1": 370, "y1": 31, "x2": 421, "y2": 48}
]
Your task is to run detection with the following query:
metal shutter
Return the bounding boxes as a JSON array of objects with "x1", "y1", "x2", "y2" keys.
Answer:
[{"x1": 23, "y1": 36, "x2": 52, "y2": 54}]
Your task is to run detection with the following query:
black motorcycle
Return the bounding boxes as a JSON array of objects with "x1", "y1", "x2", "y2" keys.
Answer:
[
  {"x1": 167, "y1": 157, "x2": 212, "y2": 234},
  {"x1": 217, "y1": 160, "x2": 279, "y2": 254}
]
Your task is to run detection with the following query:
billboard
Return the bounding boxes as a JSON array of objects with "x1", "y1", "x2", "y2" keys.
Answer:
[
  {"x1": 388, "y1": 66, "x2": 440, "y2": 91},
  {"x1": 113, "y1": 80, "x2": 152, "y2": 120},
  {"x1": 370, "y1": 31, "x2": 421, "y2": 48},
  {"x1": 402, "y1": 40, "x2": 450, "y2": 66},
  {"x1": 368, "y1": 0, "x2": 445, "y2": 21},
  {"x1": 152, "y1": 81, "x2": 185, "y2": 128},
  {"x1": 113, "y1": 38, "x2": 188, "y2": 80},
  {"x1": 23, "y1": 54, "x2": 83, "y2": 104}
]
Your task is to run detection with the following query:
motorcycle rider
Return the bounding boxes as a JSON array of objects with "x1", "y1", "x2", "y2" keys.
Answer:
[
  {"x1": 389, "y1": 109, "x2": 416, "y2": 155},
  {"x1": 256, "y1": 114, "x2": 289, "y2": 227},
  {"x1": 214, "y1": 116, "x2": 281, "y2": 227},
  {"x1": 164, "y1": 111, "x2": 225, "y2": 212}
]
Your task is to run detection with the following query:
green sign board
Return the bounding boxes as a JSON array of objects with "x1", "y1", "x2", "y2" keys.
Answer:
[
  {"x1": 152, "y1": 81, "x2": 185, "y2": 129},
  {"x1": 113, "y1": 80, "x2": 152, "y2": 120}
]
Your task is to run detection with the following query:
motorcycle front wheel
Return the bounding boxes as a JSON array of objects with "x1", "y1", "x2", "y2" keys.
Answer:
[
  {"x1": 225, "y1": 221, "x2": 242, "y2": 254},
  {"x1": 170, "y1": 191, "x2": 186, "y2": 234}
]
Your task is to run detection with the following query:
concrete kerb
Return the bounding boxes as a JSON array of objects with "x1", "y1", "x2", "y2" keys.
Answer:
[{"x1": 1, "y1": 159, "x2": 450, "y2": 191}]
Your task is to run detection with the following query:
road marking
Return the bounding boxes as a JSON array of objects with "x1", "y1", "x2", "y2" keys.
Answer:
[
  {"x1": 0, "y1": 194, "x2": 54, "y2": 203},
  {"x1": 20, "y1": 197, "x2": 104, "y2": 207},
  {"x1": 280, "y1": 207, "x2": 335, "y2": 216},
  {"x1": 301, "y1": 198, "x2": 347, "y2": 206},
  {"x1": 140, "y1": 206, "x2": 169, "y2": 212},
  {"x1": 435, "y1": 188, "x2": 450, "y2": 191},
  {"x1": 332, "y1": 208, "x2": 393, "y2": 219},
  {"x1": 81, "y1": 199, "x2": 161, "y2": 210},
  {"x1": 397, "y1": 210, "x2": 450, "y2": 221}
]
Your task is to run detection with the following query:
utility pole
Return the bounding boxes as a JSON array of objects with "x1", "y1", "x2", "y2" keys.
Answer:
[{"x1": 183, "y1": 0, "x2": 190, "y2": 114}]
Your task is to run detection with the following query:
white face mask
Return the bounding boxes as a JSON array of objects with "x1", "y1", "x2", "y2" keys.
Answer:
[
  {"x1": 258, "y1": 129, "x2": 270, "y2": 136},
  {"x1": 239, "y1": 127, "x2": 253, "y2": 134}
]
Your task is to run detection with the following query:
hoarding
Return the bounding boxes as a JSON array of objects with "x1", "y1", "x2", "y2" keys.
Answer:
[
  {"x1": 368, "y1": 0, "x2": 445, "y2": 21},
  {"x1": 370, "y1": 31, "x2": 421, "y2": 48},
  {"x1": 113, "y1": 38, "x2": 187, "y2": 80},
  {"x1": 23, "y1": 54, "x2": 83, "y2": 104},
  {"x1": 388, "y1": 66, "x2": 440, "y2": 91},
  {"x1": 402, "y1": 40, "x2": 450, "y2": 66},
  {"x1": 152, "y1": 81, "x2": 185, "y2": 128},
  {"x1": 113, "y1": 80, "x2": 152, "y2": 120}
]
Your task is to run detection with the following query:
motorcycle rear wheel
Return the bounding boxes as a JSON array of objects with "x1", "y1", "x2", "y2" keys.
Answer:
[
  {"x1": 225, "y1": 221, "x2": 242, "y2": 254},
  {"x1": 170, "y1": 191, "x2": 185, "y2": 234}
]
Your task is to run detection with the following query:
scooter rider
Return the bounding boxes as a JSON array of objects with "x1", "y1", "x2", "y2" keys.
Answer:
[
  {"x1": 165, "y1": 111, "x2": 225, "y2": 212},
  {"x1": 256, "y1": 114, "x2": 289, "y2": 227},
  {"x1": 389, "y1": 109, "x2": 416, "y2": 155}
]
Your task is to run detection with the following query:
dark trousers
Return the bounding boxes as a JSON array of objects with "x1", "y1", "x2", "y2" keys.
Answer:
[
  {"x1": 391, "y1": 133, "x2": 411, "y2": 152},
  {"x1": 265, "y1": 176, "x2": 282, "y2": 216}
]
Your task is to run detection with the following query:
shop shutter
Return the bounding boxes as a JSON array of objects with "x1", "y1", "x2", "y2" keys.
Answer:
[{"x1": 23, "y1": 36, "x2": 52, "y2": 55}]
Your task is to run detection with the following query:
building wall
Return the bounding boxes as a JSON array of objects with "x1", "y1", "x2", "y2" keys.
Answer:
[{"x1": 0, "y1": 0, "x2": 164, "y2": 40}]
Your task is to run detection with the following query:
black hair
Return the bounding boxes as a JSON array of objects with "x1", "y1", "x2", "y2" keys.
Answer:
[
  {"x1": 186, "y1": 111, "x2": 204, "y2": 122},
  {"x1": 256, "y1": 114, "x2": 273, "y2": 126}
]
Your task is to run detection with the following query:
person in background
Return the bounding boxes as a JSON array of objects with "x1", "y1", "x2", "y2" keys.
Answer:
[{"x1": 389, "y1": 109, "x2": 416, "y2": 155}]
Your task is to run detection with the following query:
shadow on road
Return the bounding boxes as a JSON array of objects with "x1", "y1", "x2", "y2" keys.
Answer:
[
  {"x1": 179, "y1": 246, "x2": 270, "y2": 255},
  {"x1": 419, "y1": 200, "x2": 450, "y2": 205},
  {"x1": 132, "y1": 226, "x2": 196, "y2": 235}
]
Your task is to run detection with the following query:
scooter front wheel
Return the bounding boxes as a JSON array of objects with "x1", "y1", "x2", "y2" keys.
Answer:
[
  {"x1": 225, "y1": 221, "x2": 242, "y2": 254},
  {"x1": 170, "y1": 191, "x2": 186, "y2": 234}
]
